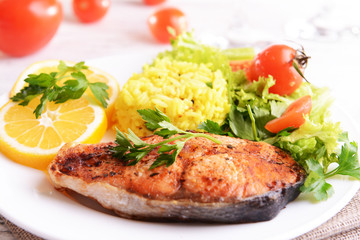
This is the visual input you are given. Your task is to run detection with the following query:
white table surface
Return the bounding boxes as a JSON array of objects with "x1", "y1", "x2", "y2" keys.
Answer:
[{"x1": 0, "y1": 0, "x2": 360, "y2": 239}]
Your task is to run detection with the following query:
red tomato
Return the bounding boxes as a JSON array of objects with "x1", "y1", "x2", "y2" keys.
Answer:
[
  {"x1": 247, "y1": 44, "x2": 307, "y2": 96},
  {"x1": 0, "y1": 0, "x2": 63, "y2": 57},
  {"x1": 265, "y1": 95, "x2": 312, "y2": 133},
  {"x1": 73, "y1": 0, "x2": 110, "y2": 23},
  {"x1": 148, "y1": 8, "x2": 187, "y2": 43},
  {"x1": 143, "y1": 0, "x2": 166, "y2": 5}
]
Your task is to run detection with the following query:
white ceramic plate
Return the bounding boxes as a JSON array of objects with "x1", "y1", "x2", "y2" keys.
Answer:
[{"x1": 0, "y1": 53, "x2": 359, "y2": 240}]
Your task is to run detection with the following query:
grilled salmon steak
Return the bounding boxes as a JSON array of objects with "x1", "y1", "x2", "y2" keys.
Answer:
[{"x1": 48, "y1": 134, "x2": 306, "y2": 223}]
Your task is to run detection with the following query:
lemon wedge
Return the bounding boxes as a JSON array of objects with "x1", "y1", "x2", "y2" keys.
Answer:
[{"x1": 0, "y1": 96, "x2": 107, "y2": 170}]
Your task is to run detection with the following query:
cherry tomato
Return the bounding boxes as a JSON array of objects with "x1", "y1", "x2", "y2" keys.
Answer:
[
  {"x1": 265, "y1": 95, "x2": 312, "y2": 133},
  {"x1": 247, "y1": 44, "x2": 306, "y2": 96},
  {"x1": 148, "y1": 8, "x2": 187, "y2": 43},
  {"x1": 0, "y1": 0, "x2": 63, "y2": 57},
  {"x1": 143, "y1": 0, "x2": 166, "y2": 6},
  {"x1": 73, "y1": 0, "x2": 110, "y2": 23}
]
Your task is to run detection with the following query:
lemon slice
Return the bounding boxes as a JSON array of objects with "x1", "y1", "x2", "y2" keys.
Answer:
[
  {"x1": 0, "y1": 96, "x2": 107, "y2": 170},
  {"x1": 9, "y1": 60, "x2": 120, "y2": 127}
]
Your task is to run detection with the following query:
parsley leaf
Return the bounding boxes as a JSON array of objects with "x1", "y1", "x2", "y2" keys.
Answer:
[
  {"x1": 10, "y1": 61, "x2": 109, "y2": 118},
  {"x1": 198, "y1": 120, "x2": 227, "y2": 135},
  {"x1": 300, "y1": 158, "x2": 335, "y2": 201},
  {"x1": 89, "y1": 82, "x2": 109, "y2": 108},
  {"x1": 326, "y1": 132, "x2": 360, "y2": 179},
  {"x1": 111, "y1": 108, "x2": 221, "y2": 169},
  {"x1": 137, "y1": 108, "x2": 171, "y2": 131}
]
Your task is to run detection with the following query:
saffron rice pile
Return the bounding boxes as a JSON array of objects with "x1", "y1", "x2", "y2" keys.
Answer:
[{"x1": 113, "y1": 57, "x2": 230, "y2": 136}]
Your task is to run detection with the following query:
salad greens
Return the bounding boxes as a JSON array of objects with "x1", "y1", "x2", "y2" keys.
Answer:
[{"x1": 142, "y1": 32, "x2": 360, "y2": 201}]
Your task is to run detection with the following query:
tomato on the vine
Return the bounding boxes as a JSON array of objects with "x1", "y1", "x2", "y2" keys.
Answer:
[
  {"x1": 148, "y1": 8, "x2": 187, "y2": 43},
  {"x1": 143, "y1": 0, "x2": 166, "y2": 5},
  {"x1": 0, "y1": 0, "x2": 63, "y2": 57},
  {"x1": 265, "y1": 95, "x2": 312, "y2": 133},
  {"x1": 73, "y1": 0, "x2": 111, "y2": 23},
  {"x1": 247, "y1": 44, "x2": 309, "y2": 96}
]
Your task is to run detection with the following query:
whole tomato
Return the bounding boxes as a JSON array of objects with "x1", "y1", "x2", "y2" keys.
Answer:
[
  {"x1": 73, "y1": 0, "x2": 111, "y2": 23},
  {"x1": 247, "y1": 44, "x2": 308, "y2": 96},
  {"x1": 0, "y1": 0, "x2": 63, "y2": 57},
  {"x1": 148, "y1": 7, "x2": 187, "y2": 43}
]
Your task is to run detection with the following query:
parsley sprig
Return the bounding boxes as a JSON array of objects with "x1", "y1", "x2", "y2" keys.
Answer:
[
  {"x1": 11, "y1": 61, "x2": 109, "y2": 118},
  {"x1": 111, "y1": 108, "x2": 221, "y2": 170},
  {"x1": 300, "y1": 132, "x2": 360, "y2": 200}
]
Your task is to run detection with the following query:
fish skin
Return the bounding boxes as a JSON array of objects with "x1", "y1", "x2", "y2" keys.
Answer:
[{"x1": 48, "y1": 134, "x2": 306, "y2": 223}]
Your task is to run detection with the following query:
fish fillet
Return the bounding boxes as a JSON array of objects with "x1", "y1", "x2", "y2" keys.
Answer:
[{"x1": 48, "y1": 134, "x2": 306, "y2": 223}]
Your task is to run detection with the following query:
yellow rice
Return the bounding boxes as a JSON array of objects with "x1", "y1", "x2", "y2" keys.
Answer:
[{"x1": 113, "y1": 57, "x2": 231, "y2": 137}]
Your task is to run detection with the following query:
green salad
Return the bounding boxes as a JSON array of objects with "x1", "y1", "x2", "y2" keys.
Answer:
[{"x1": 154, "y1": 32, "x2": 360, "y2": 201}]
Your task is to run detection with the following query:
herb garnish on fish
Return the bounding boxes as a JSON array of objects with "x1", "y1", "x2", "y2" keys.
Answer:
[{"x1": 111, "y1": 108, "x2": 221, "y2": 169}]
